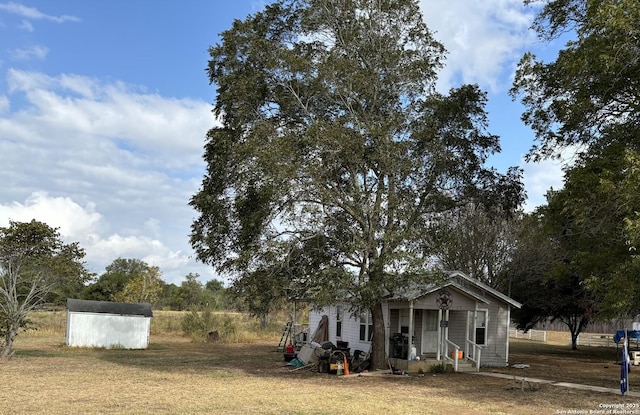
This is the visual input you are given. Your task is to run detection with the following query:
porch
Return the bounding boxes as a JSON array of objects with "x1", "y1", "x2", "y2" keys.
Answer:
[{"x1": 387, "y1": 306, "x2": 485, "y2": 373}]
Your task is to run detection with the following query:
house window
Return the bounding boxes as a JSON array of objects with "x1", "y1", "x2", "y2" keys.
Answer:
[
  {"x1": 475, "y1": 310, "x2": 487, "y2": 345},
  {"x1": 359, "y1": 311, "x2": 374, "y2": 342},
  {"x1": 399, "y1": 309, "x2": 409, "y2": 334},
  {"x1": 336, "y1": 305, "x2": 343, "y2": 338}
]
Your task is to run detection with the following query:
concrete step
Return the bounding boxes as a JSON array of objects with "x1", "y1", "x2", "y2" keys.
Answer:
[{"x1": 394, "y1": 358, "x2": 478, "y2": 373}]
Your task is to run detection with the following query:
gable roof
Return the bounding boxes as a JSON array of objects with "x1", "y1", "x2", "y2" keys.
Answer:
[
  {"x1": 67, "y1": 299, "x2": 153, "y2": 317},
  {"x1": 389, "y1": 270, "x2": 522, "y2": 308}
]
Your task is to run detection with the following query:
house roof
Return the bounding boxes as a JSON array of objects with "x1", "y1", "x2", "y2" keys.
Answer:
[
  {"x1": 67, "y1": 299, "x2": 153, "y2": 317},
  {"x1": 389, "y1": 270, "x2": 522, "y2": 309}
]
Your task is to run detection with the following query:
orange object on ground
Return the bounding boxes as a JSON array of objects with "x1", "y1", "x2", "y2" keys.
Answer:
[{"x1": 343, "y1": 355, "x2": 350, "y2": 376}]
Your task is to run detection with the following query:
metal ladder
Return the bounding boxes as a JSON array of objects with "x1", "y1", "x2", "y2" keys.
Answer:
[{"x1": 277, "y1": 321, "x2": 293, "y2": 352}]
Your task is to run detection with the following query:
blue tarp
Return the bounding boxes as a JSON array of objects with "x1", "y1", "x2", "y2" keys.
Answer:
[{"x1": 614, "y1": 330, "x2": 640, "y2": 344}]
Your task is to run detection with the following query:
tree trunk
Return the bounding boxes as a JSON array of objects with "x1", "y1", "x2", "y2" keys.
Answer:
[
  {"x1": 1, "y1": 326, "x2": 17, "y2": 358},
  {"x1": 570, "y1": 330, "x2": 579, "y2": 350},
  {"x1": 370, "y1": 302, "x2": 387, "y2": 370}
]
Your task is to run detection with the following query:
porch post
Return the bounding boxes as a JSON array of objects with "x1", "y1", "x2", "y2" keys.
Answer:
[
  {"x1": 408, "y1": 300, "x2": 414, "y2": 359},
  {"x1": 505, "y1": 306, "x2": 511, "y2": 364},
  {"x1": 465, "y1": 311, "x2": 470, "y2": 358},
  {"x1": 445, "y1": 309, "x2": 450, "y2": 345},
  {"x1": 436, "y1": 308, "x2": 442, "y2": 360}
]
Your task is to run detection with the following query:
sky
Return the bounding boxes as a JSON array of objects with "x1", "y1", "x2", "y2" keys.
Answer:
[{"x1": 0, "y1": 1, "x2": 569, "y2": 285}]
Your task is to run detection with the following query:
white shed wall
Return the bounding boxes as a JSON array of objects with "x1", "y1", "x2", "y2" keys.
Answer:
[{"x1": 66, "y1": 312, "x2": 151, "y2": 349}]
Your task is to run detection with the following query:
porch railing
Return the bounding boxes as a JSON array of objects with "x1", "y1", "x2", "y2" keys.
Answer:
[
  {"x1": 465, "y1": 339, "x2": 482, "y2": 372},
  {"x1": 443, "y1": 339, "x2": 461, "y2": 372}
]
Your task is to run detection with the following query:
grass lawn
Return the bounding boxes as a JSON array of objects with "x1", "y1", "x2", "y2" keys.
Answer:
[{"x1": 1, "y1": 314, "x2": 636, "y2": 414}]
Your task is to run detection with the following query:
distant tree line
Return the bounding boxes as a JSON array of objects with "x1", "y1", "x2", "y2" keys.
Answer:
[{"x1": 79, "y1": 257, "x2": 233, "y2": 311}]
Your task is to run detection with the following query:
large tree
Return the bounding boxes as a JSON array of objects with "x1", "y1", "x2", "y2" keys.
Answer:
[
  {"x1": 509, "y1": 198, "x2": 602, "y2": 350},
  {"x1": 432, "y1": 203, "x2": 522, "y2": 289},
  {"x1": 512, "y1": 0, "x2": 640, "y2": 161},
  {"x1": 0, "y1": 220, "x2": 89, "y2": 357},
  {"x1": 190, "y1": 0, "x2": 523, "y2": 369},
  {"x1": 510, "y1": 142, "x2": 637, "y2": 348},
  {"x1": 83, "y1": 258, "x2": 155, "y2": 303},
  {"x1": 511, "y1": 0, "x2": 640, "y2": 322},
  {"x1": 113, "y1": 265, "x2": 163, "y2": 305}
]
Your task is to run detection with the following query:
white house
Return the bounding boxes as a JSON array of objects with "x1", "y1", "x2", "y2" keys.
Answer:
[
  {"x1": 308, "y1": 271, "x2": 521, "y2": 370},
  {"x1": 66, "y1": 299, "x2": 153, "y2": 349}
]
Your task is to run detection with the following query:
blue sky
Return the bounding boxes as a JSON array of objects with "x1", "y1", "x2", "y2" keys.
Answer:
[{"x1": 0, "y1": 1, "x2": 568, "y2": 285}]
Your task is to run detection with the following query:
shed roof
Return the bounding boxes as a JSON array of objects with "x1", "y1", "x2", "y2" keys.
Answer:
[{"x1": 67, "y1": 299, "x2": 153, "y2": 317}]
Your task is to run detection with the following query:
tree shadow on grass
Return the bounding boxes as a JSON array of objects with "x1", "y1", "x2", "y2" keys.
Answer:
[{"x1": 90, "y1": 337, "x2": 294, "y2": 378}]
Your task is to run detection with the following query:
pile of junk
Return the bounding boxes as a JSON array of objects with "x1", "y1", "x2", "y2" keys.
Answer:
[
  {"x1": 285, "y1": 340, "x2": 371, "y2": 374},
  {"x1": 284, "y1": 315, "x2": 370, "y2": 374}
]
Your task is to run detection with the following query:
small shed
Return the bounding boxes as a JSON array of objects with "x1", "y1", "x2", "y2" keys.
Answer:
[{"x1": 66, "y1": 299, "x2": 153, "y2": 349}]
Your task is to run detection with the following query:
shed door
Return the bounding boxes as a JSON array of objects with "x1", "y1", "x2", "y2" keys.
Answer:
[{"x1": 421, "y1": 310, "x2": 438, "y2": 354}]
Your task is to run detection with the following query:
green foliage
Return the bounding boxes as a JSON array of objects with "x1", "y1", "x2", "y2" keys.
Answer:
[
  {"x1": 82, "y1": 258, "x2": 151, "y2": 302},
  {"x1": 508, "y1": 0, "x2": 640, "y2": 346},
  {"x1": 112, "y1": 266, "x2": 164, "y2": 305},
  {"x1": 177, "y1": 273, "x2": 205, "y2": 310},
  {"x1": 181, "y1": 309, "x2": 239, "y2": 343},
  {"x1": 429, "y1": 362, "x2": 446, "y2": 374},
  {"x1": 0, "y1": 220, "x2": 88, "y2": 357},
  {"x1": 190, "y1": 0, "x2": 524, "y2": 369},
  {"x1": 509, "y1": 143, "x2": 640, "y2": 348},
  {"x1": 513, "y1": 0, "x2": 640, "y2": 161},
  {"x1": 432, "y1": 203, "x2": 522, "y2": 289}
]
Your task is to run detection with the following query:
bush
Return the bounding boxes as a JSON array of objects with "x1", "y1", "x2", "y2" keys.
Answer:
[
  {"x1": 429, "y1": 362, "x2": 446, "y2": 374},
  {"x1": 181, "y1": 309, "x2": 244, "y2": 343}
]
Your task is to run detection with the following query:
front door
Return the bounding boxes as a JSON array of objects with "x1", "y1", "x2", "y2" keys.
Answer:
[{"x1": 421, "y1": 310, "x2": 438, "y2": 354}]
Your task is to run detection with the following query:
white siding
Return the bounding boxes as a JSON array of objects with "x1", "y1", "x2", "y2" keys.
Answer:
[
  {"x1": 308, "y1": 279, "x2": 516, "y2": 368},
  {"x1": 66, "y1": 312, "x2": 151, "y2": 349},
  {"x1": 309, "y1": 303, "x2": 384, "y2": 355},
  {"x1": 480, "y1": 302, "x2": 510, "y2": 367}
]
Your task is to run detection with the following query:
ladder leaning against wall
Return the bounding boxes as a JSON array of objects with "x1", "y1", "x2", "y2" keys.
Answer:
[{"x1": 277, "y1": 321, "x2": 293, "y2": 352}]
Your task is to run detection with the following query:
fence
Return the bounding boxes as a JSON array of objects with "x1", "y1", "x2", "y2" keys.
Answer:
[
  {"x1": 576, "y1": 333, "x2": 616, "y2": 347},
  {"x1": 530, "y1": 318, "x2": 640, "y2": 334},
  {"x1": 509, "y1": 328, "x2": 547, "y2": 342}
]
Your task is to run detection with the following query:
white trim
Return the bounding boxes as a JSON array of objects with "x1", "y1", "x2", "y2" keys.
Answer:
[
  {"x1": 475, "y1": 308, "x2": 489, "y2": 346},
  {"x1": 437, "y1": 308, "x2": 442, "y2": 360},
  {"x1": 408, "y1": 300, "x2": 415, "y2": 357},
  {"x1": 447, "y1": 270, "x2": 522, "y2": 308},
  {"x1": 505, "y1": 306, "x2": 511, "y2": 363},
  {"x1": 465, "y1": 311, "x2": 471, "y2": 357}
]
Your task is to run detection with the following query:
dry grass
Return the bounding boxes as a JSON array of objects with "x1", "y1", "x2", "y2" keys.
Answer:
[
  {"x1": 489, "y1": 337, "x2": 634, "y2": 390},
  {"x1": 1, "y1": 314, "x2": 635, "y2": 414}
]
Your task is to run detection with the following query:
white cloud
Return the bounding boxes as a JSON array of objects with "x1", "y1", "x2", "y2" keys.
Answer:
[
  {"x1": 9, "y1": 45, "x2": 48, "y2": 61},
  {"x1": 0, "y1": 2, "x2": 79, "y2": 23},
  {"x1": 521, "y1": 146, "x2": 581, "y2": 212},
  {"x1": 18, "y1": 19, "x2": 33, "y2": 32},
  {"x1": 0, "y1": 192, "x2": 210, "y2": 284},
  {"x1": 419, "y1": 0, "x2": 538, "y2": 92},
  {"x1": 0, "y1": 71, "x2": 216, "y2": 284},
  {"x1": 521, "y1": 159, "x2": 563, "y2": 211},
  {"x1": 6, "y1": 69, "x2": 211, "y2": 168},
  {"x1": 0, "y1": 192, "x2": 102, "y2": 238},
  {"x1": 0, "y1": 95, "x2": 8, "y2": 112}
]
